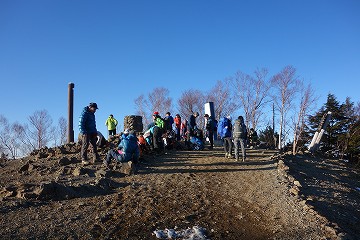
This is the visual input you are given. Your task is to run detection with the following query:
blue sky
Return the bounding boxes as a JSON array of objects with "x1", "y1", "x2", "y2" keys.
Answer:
[{"x1": 1, "y1": 0, "x2": 359, "y2": 138}]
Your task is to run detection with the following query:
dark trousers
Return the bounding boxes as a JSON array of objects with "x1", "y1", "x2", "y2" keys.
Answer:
[
  {"x1": 81, "y1": 134, "x2": 99, "y2": 161},
  {"x1": 153, "y1": 127, "x2": 163, "y2": 150},
  {"x1": 234, "y1": 138, "x2": 246, "y2": 160},
  {"x1": 207, "y1": 131, "x2": 214, "y2": 148},
  {"x1": 175, "y1": 127, "x2": 181, "y2": 141},
  {"x1": 105, "y1": 149, "x2": 124, "y2": 164},
  {"x1": 223, "y1": 137, "x2": 232, "y2": 155},
  {"x1": 108, "y1": 129, "x2": 116, "y2": 136}
]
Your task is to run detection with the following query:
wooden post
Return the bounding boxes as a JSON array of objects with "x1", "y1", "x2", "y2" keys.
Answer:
[{"x1": 67, "y1": 83, "x2": 75, "y2": 143}]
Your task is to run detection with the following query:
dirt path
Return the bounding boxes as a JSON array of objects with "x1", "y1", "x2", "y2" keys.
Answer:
[{"x1": 0, "y1": 146, "x2": 350, "y2": 239}]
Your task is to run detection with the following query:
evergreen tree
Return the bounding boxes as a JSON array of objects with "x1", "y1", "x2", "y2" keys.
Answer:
[{"x1": 308, "y1": 94, "x2": 359, "y2": 161}]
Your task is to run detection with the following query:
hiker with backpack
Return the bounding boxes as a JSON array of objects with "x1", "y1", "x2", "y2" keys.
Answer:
[
  {"x1": 204, "y1": 114, "x2": 215, "y2": 149},
  {"x1": 152, "y1": 112, "x2": 165, "y2": 153},
  {"x1": 233, "y1": 116, "x2": 247, "y2": 161},
  {"x1": 218, "y1": 116, "x2": 233, "y2": 158}
]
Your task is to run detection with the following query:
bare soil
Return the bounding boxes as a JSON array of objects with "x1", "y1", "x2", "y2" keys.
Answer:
[{"x1": 0, "y1": 142, "x2": 359, "y2": 239}]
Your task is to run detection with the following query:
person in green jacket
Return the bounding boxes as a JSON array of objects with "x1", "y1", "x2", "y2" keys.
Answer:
[{"x1": 105, "y1": 114, "x2": 118, "y2": 137}]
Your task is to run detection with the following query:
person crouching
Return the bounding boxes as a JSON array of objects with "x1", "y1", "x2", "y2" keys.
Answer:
[{"x1": 103, "y1": 130, "x2": 139, "y2": 172}]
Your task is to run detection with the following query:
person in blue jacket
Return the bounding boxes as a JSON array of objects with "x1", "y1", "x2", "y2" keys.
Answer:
[
  {"x1": 79, "y1": 102, "x2": 99, "y2": 165},
  {"x1": 103, "y1": 130, "x2": 140, "y2": 169}
]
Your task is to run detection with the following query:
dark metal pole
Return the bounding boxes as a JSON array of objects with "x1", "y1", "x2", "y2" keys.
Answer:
[{"x1": 67, "y1": 83, "x2": 75, "y2": 143}]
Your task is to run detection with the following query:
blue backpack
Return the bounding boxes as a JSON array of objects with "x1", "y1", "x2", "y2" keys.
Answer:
[{"x1": 218, "y1": 117, "x2": 231, "y2": 138}]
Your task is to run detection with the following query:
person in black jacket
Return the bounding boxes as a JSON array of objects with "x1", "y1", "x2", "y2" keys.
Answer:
[
  {"x1": 204, "y1": 114, "x2": 215, "y2": 149},
  {"x1": 186, "y1": 112, "x2": 199, "y2": 149}
]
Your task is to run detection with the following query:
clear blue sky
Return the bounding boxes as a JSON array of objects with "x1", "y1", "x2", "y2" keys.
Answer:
[{"x1": 1, "y1": 0, "x2": 359, "y2": 138}]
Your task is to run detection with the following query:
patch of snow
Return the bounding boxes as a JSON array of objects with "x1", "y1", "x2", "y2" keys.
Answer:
[{"x1": 153, "y1": 226, "x2": 209, "y2": 239}]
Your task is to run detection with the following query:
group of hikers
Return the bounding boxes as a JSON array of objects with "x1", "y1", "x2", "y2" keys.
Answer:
[{"x1": 78, "y1": 102, "x2": 259, "y2": 170}]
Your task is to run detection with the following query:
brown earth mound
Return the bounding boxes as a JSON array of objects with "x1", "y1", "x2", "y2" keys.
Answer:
[{"x1": 0, "y1": 141, "x2": 359, "y2": 239}]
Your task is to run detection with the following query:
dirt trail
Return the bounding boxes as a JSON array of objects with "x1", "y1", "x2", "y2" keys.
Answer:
[{"x1": 0, "y1": 145, "x2": 355, "y2": 239}]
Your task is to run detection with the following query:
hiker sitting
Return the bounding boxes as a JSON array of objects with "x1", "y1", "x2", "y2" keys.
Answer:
[
  {"x1": 103, "y1": 130, "x2": 139, "y2": 170},
  {"x1": 152, "y1": 112, "x2": 165, "y2": 153}
]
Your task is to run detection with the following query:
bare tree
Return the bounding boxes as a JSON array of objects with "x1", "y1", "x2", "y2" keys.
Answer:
[
  {"x1": 134, "y1": 87, "x2": 172, "y2": 128},
  {"x1": 148, "y1": 87, "x2": 172, "y2": 115},
  {"x1": 13, "y1": 122, "x2": 33, "y2": 156},
  {"x1": 292, "y1": 82, "x2": 317, "y2": 154},
  {"x1": 206, "y1": 79, "x2": 237, "y2": 121},
  {"x1": 58, "y1": 117, "x2": 67, "y2": 146},
  {"x1": 233, "y1": 68, "x2": 271, "y2": 130},
  {"x1": 177, "y1": 89, "x2": 205, "y2": 123},
  {"x1": 27, "y1": 110, "x2": 54, "y2": 149},
  {"x1": 271, "y1": 65, "x2": 299, "y2": 149},
  {"x1": 134, "y1": 94, "x2": 150, "y2": 126},
  {"x1": 0, "y1": 115, "x2": 20, "y2": 159}
]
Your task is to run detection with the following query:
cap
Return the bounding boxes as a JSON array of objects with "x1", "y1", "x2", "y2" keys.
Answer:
[
  {"x1": 153, "y1": 111, "x2": 159, "y2": 115},
  {"x1": 89, "y1": 102, "x2": 98, "y2": 109},
  {"x1": 204, "y1": 114, "x2": 209, "y2": 117}
]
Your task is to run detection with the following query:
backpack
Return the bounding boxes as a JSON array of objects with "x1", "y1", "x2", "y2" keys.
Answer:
[
  {"x1": 155, "y1": 117, "x2": 165, "y2": 130},
  {"x1": 190, "y1": 136, "x2": 204, "y2": 150},
  {"x1": 217, "y1": 117, "x2": 231, "y2": 138},
  {"x1": 233, "y1": 119, "x2": 247, "y2": 139}
]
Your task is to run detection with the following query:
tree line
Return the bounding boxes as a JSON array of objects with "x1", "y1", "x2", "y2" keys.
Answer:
[
  {"x1": 1, "y1": 65, "x2": 359, "y2": 162},
  {"x1": 0, "y1": 110, "x2": 67, "y2": 159},
  {"x1": 134, "y1": 65, "x2": 360, "y2": 162}
]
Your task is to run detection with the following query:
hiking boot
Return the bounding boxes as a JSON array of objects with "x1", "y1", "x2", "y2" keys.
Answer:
[{"x1": 227, "y1": 154, "x2": 233, "y2": 159}]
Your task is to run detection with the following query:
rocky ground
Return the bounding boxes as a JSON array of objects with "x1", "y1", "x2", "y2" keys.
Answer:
[{"x1": 0, "y1": 141, "x2": 359, "y2": 240}]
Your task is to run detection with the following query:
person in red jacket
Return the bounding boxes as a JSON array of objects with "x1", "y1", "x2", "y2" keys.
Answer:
[{"x1": 174, "y1": 114, "x2": 181, "y2": 141}]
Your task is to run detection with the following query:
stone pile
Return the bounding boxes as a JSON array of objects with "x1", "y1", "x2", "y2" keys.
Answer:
[{"x1": 123, "y1": 115, "x2": 143, "y2": 133}]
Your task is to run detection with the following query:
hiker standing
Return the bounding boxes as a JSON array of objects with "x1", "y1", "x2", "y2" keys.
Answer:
[
  {"x1": 105, "y1": 114, "x2": 118, "y2": 137},
  {"x1": 218, "y1": 116, "x2": 233, "y2": 158},
  {"x1": 248, "y1": 128, "x2": 258, "y2": 148},
  {"x1": 180, "y1": 118, "x2": 188, "y2": 140},
  {"x1": 79, "y1": 102, "x2": 100, "y2": 165},
  {"x1": 186, "y1": 112, "x2": 199, "y2": 150},
  {"x1": 204, "y1": 114, "x2": 215, "y2": 149},
  {"x1": 233, "y1": 116, "x2": 247, "y2": 161},
  {"x1": 164, "y1": 112, "x2": 174, "y2": 132},
  {"x1": 174, "y1": 114, "x2": 182, "y2": 141}
]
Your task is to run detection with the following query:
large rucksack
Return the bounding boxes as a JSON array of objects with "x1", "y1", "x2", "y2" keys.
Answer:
[
  {"x1": 233, "y1": 119, "x2": 247, "y2": 139},
  {"x1": 217, "y1": 117, "x2": 231, "y2": 138}
]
